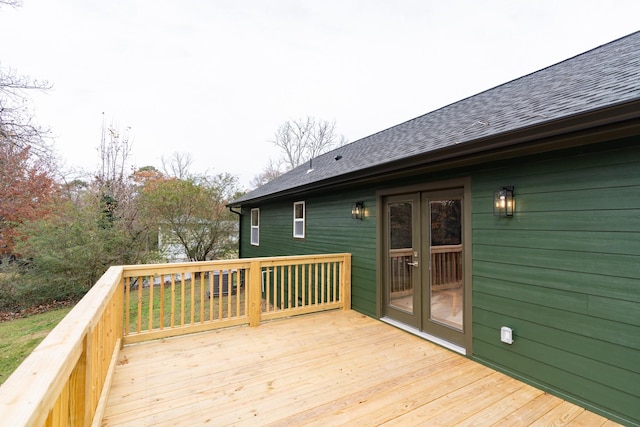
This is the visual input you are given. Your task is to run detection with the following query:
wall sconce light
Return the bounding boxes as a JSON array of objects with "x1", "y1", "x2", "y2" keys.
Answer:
[
  {"x1": 352, "y1": 201, "x2": 364, "y2": 220},
  {"x1": 493, "y1": 186, "x2": 515, "y2": 217}
]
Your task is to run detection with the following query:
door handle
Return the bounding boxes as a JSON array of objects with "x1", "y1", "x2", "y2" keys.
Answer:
[{"x1": 407, "y1": 261, "x2": 419, "y2": 267}]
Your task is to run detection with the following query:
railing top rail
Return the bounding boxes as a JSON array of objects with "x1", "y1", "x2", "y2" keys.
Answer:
[
  {"x1": 253, "y1": 253, "x2": 350, "y2": 267},
  {"x1": 121, "y1": 253, "x2": 351, "y2": 277},
  {"x1": 0, "y1": 265, "x2": 124, "y2": 427},
  {"x1": 121, "y1": 259, "x2": 253, "y2": 278},
  {"x1": 243, "y1": 253, "x2": 351, "y2": 263}
]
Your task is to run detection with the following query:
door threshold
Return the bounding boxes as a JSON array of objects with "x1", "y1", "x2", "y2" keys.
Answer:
[{"x1": 381, "y1": 317, "x2": 466, "y2": 355}]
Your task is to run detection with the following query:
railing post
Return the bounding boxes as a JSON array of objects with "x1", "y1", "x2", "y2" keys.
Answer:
[
  {"x1": 341, "y1": 254, "x2": 351, "y2": 310},
  {"x1": 249, "y1": 260, "x2": 262, "y2": 326}
]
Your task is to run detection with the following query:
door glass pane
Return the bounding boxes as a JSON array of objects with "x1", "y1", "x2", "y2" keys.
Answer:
[
  {"x1": 388, "y1": 202, "x2": 413, "y2": 313},
  {"x1": 429, "y1": 199, "x2": 463, "y2": 330}
]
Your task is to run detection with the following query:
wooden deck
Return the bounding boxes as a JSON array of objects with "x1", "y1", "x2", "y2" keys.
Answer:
[{"x1": 102, "y1": 310, "x2": 619, "y2": 426}]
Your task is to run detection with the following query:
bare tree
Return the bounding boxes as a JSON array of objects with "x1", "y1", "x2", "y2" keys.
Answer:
[
  {"x1": 0, "y1": 0, "x2": 56, "y2": 169},
  {"x1": 1, "y1": 0, "x2": 51, "y2": 154},
  {"x1": 162, "y1": 151, "x2": 193, "y2": 179},
  {"x1": 251, "y1": 116, "x2": 347, "y2": 188},
  {"x1": 249, "y1": 158, "x2": 285, "y2": 188},
  {"x1": 272, "y1": 116, "x2": 345, "y2": 170},
  {"x1": 92, "y1": 115, "x2": 141, "y2": 237},
  {"x1": 0, "y1": 1, "x2": 22, "y2": 8},
  {"x1": 95, "y1": 115, "x2": 133, "y2": 197},
  {"x1": 0, "y1": 67, "x2": 52, "y2": 158}
]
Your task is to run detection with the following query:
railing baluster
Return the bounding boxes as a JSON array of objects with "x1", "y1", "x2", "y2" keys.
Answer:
[
  {"x1": 287, "y1": 265, "x2": 292, "y2": 309},
  {"x1": 171, "y1": 274, "x2": 176, "y2": 328},
  {"x1": 208, "y1": 271, "x2": 215, "y2": 320},
  {"x1": 199, "y1": 272, "x2": 205, "y2": 323},
  {"x1": 137, "y1": 276, "x2": 142, "y2": 333},
  {"x1": 294, "y1": 264, "x2": 300, "y2": 307},
  {"x1": 272, "y1": 267, "x2": 277, "y2": 312},
  {"x1": 180, "y1": 274, "x2": 185, "y2": 326},
  {"x1": 307, "y1": 264, "x2": 312, "y2": 306},
  {"x1": 148, "y1": 275, "x2": 154, "y2": 330},
  {"x1": 314, "y1": 262, "x2": 319, "y2": 305},
  {"x1": 320, "y1": 263, "x2": 324, "y2": 304},
  {"x1": 159, "y1": 275, "x2": 165, "y2": 329},
  {"x1": 125, "y1": 277, "x2": 130, "y2": 335},
  {"x1": 279, "y1": 266, "x2": 285, "y2": 310},
  {"x1": 236, "y1": 270, "x2": 242, "y2": 316},
  {"x1": 265, "y1": 267, "x2": 271, "y2": 313},
  {"x1": 217, "y1": 270, "x2": 223, "y2": 320},
  {"x1": 189, "y1": 272, "x2": 196, "y2": 325},
  {"x1": 301, "y1": 264, "x2": 306, "y2": 307},
  {"x1": 333, "y1": 262, "x2": 338, "y2": 303},
  {"x1": 226, "y1": 270, "x2": 232, "y2": 318}
]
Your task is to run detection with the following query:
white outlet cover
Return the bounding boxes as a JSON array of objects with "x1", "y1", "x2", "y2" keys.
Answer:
[{"x1": 501, "y1": 326, "x2": 513, "y2": 344}]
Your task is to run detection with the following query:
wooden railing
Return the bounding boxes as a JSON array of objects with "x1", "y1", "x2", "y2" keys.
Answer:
[
  {"x1": 0, "y1": 266, "x2": 124, "y2": 427},
  {"x1": 122, "y1": 253, "x2": 351, "y2": 344},
  {"x1": 431, "y1": 244, "x2": 462, "y2": 290},
  {"x1": 0, "y1": 253, "x2": 351, "y2": 427}
]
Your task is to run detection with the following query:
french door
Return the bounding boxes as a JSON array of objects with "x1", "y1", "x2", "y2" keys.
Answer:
[{"x1": 383, "y1": 188, "x2": 467, "y2": 349}]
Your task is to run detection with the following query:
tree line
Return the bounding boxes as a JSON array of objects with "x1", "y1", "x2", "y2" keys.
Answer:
[
  {"x1": 0, "y1": 124, "x2": 241, "y2": 312},
  {"x1": 1, "y1": 69, "x2": 242, "y2": 311},
  {"x1": 0, "y1": 1, "x2": 347, "y2": 313}
]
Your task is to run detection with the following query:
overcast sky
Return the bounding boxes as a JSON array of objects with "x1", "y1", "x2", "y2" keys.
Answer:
[{"x1": 1, "y1": 1, "x2": 639, "y2": 188}]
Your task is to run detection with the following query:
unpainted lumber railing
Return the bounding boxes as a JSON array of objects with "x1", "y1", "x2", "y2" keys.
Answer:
[
  {"x1": 0, "y1": 266, "x2": 124, "y2": 427},
  {"x1": 122, "y1": 253, "x2": 351, "y2": 344},
  {"x1": 0, "y1": 253, "x2": 351, "y2": 426}
]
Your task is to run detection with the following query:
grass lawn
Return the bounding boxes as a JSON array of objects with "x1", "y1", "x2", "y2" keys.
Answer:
[
  {"x1": 125, "y1": 274, "x2": 247, "y2": 333},
  {"x1": 0, "y1": 307, "x2": 72, "y2": 386}
]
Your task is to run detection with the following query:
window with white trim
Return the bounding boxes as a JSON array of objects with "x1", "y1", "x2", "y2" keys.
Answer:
[
  {"x1": 293, "y1": 201, "x2": 305, "y2": 238},
  {"x1": 250, "y1": 208, "x2": 259, "y2": 246}
]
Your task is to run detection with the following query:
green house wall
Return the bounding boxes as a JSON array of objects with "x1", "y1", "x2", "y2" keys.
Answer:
[
  {"x1": 470, "y1": 138, "x2": 640, "y2": 425},
  {"x1": 239, "y1": 186, "x2": 379, "y2": 317},
  {"x1": 238, "y1": 137, "x2": 640, "y2": 425}
]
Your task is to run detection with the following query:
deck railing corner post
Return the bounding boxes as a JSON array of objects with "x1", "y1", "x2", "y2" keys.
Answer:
[
  {"x1": 341, "y1": 254, "x2": 352, "y2": 311},
  {"x1": 249, "y1": 260, "x2": 263, "y2": 326}
]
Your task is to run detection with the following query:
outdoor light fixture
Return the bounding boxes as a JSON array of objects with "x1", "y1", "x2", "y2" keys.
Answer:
[
  {"x1": 352, "y1": 201, "x2": 364, "y2": 220},
  {"x1": 493, "y1": 186, "x2": 515, "y2": 217}
]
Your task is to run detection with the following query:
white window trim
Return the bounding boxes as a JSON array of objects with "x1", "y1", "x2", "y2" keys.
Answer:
[
  {"x1": 293, "y1": 201, "x2": 305, "y2": 239},
  {"x1": 250, "y1": 208, "x2": 260, "y2": 246}
]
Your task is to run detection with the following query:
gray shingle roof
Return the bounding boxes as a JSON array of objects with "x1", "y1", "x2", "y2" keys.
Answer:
[{"x1": 232, "y1": 31, "x2": 640, "y2": 206}]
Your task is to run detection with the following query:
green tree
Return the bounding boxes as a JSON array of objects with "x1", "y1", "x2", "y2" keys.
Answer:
[
  {"x1": 12, "y1": 196, "x2": 143, "y2": 308},
  {"x1": 139, "y1": 173, "x2": 239, "y2": 261},
  {"x1": 0, "y1": 143, "x2": 58, "y2": 256}
]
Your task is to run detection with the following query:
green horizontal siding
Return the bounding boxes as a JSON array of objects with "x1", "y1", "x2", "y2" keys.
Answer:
[
  {"x1": 240, "y1": 189, "x2": 377, "y2": 316},
  {"x1": 473, "y1": 338, "x2": 639, "y2": 422},
  {"x1": 472, "y1": 138, "x2": 640, "y2": 425},
  {"x1": 238, "y1": 136, "x2": 640, "y2": 425}
]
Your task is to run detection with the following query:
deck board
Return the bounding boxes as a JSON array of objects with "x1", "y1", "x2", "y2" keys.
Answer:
[{"x1": 102, "y1": 310, "x2": 619, "y2": 426}]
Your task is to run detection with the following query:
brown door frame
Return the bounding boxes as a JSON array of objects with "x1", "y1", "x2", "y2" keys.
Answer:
[{"x1": 376, "y1": 177, "x2": 473, "y2": 354}]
